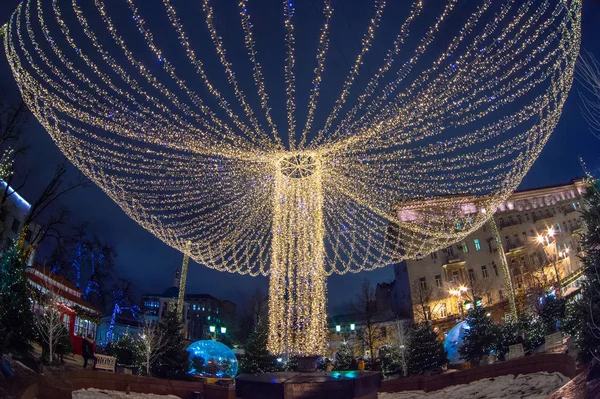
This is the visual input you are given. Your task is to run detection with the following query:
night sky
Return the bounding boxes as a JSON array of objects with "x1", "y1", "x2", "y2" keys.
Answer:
[{"x1": 1, "y1": 0, "x2": 600, "y2": 315}]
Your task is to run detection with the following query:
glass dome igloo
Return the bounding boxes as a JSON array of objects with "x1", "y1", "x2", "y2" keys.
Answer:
[{"x1": 186, "y1": 340, "x2": 238, "y2": 378}]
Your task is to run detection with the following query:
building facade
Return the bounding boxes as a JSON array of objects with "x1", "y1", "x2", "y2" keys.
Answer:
[
  {"x1": 142, "y1": 270, "x2": 237, "y2": 341},
  {"x1": 402, "y1": 179, "x2": 588, "y2": 323},
  {"x1": 26, "y1": 266, "x2": 101, "y2": 355}
]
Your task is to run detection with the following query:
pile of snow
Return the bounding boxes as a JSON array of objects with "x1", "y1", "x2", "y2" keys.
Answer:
[
  {"x1": 72, "y1": 388, "x2": 180, "y2": 399},
  {"x1": 378, "y1": 371, "x2": 569, "y2": 399}
]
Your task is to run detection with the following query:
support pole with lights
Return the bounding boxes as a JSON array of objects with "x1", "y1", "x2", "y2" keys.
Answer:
[
  {"x1": 177, "y1": 241, "x2": 192, "y2": 322},
  {"x1": 488, "y1": 218, "x2": 517, "y2": 319}
]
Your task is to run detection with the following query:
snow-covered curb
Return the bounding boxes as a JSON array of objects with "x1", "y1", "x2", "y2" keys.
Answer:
[
  {"x1": 378, "y1": 371, "x2": 569, "y2": 399},
  {"x1": 72, "y1": 388, "x2": 181, "y2": 399}
]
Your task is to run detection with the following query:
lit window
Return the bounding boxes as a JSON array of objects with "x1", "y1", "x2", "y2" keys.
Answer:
[
  {"x1": 461, "y1": 241, "x2": 469, "y2": 253},
  {"x1": 557, "y1": 223, "x2": 562, "y2": 232},
  {"x1": 435, "y1": 275, "x2": 442, "y2": 288},
  {"x1": 335, "y1": 325, "x2": 341, "y2": 332},
  {"x1": 474, "y1": 239, "x2": 481, "y2": 251},
  {"x1": 440, "y1": 303, "x2": 447, "y2": 318}
]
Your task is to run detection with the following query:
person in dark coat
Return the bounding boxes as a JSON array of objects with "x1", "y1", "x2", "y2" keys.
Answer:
[{"x1": 82, "y1": 335, "x2": 96, "y2": 369}]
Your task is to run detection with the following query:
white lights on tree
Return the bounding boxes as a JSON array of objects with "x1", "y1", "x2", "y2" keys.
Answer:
[{"x1": 3, "y1": 0, "x2": 581, "y2": 356}]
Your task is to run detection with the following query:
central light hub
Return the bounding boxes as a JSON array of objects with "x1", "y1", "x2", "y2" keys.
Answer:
[{"x1": 278, "y1": 153, "x2": 319, "y2": 179}]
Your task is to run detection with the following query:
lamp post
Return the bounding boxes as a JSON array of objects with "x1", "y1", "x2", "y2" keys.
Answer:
[
  {"x1": 449, "y1": 285, "x2": 468, "y2": 317},
  {"x1": 536, "y1": 228, "x2": 563, "y2": 296}
]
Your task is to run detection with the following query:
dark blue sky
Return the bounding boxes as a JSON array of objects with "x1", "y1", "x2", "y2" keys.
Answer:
[{"x1": 1, "y1": 1, "x2": 600, "y2": 314}]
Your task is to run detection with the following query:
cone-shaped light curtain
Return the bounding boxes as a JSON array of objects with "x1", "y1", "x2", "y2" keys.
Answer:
[{"x1": 4, "y1": 0, "x2": 581, "y2": 355}]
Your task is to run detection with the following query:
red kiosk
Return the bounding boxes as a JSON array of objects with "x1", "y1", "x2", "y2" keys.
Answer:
[{"x1": 25, "y1": 266, "x2": 101, "y2": 355}]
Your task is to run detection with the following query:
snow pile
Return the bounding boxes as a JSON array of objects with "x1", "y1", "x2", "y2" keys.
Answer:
[
  {"x1": 72, "y1": 388, "x2": 181, "y2": 399},
  {"x1": 379, "y1": 371, "x2": 569, "y2": 399}
]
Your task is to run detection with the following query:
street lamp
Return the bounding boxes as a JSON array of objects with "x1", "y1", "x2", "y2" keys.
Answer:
[{"x1": 536, "y1": 227, "x2": 563, "y2": 296}]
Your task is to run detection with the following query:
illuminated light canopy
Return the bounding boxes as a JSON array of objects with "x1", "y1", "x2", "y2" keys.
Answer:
[{"x1": 2, "y1": 0, "x2": 581, "y2": 356}]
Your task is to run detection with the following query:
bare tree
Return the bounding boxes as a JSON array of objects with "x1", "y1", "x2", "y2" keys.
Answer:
[
  {"x1": 23, "y1": 161, "x2": 89, "y2": 243},
  {"x1": 349, "y1": 280, "x2": 388, "y2": 366},
  {"x1": 579, "y1": 52, "x2": 600, "y2": 135},
  {"x1": 411, "y1": 279, "x2": 440, "y2": 322},
  {"x1": 139, "y1": 319, "x2": 168, "y2": 376},
  {"x1": 395, "y1": 319, "x2": 412, "y2": 377},
  {"x1": 32, "y1": 270, "x2": 70, "y2": 364},
  {"x1": 107, "y1": 278, "x2": 140, "y2": 343},
  {"x1": 82, "y1": 237, "x2": 116, "y2": 310}
]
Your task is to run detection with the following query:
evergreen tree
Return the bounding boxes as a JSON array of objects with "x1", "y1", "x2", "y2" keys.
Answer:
[
  {"x1": 379, "y1": 344, "x2": 402, "y2": 378},
  {"x1": 459, "y1": 306, "x2": 496, "y2": 363},
  {"x1": 240, "y1": 320, "x2": 277, "y2": 374},
  {"x1": 408, "y1": 322, "x2": 446, "y2": 375},
  {"x1": 518, "y1": 313, "x2": 545, "y2": 352},
  {"x1": 493, "y1": 316, "x2": 520, "y2": 361},
  {"x1": 537, "y1": 295, "x2": 566, "y2": 334},
  {"x1": 114, "y1": 332, "x2": 144, "y2": 368},
  {"x1": 151, "y1": 309, "x2": 190, "y2": 379},
  {"x1": 334, "y1": 342, "x2": 355, "y2": 371},
  {"x1": 570, "y1": 184, "x2": 600, "y2": 363},
  {"x1": 0, "y1": 243, "x2": 34, "y2": 355}
]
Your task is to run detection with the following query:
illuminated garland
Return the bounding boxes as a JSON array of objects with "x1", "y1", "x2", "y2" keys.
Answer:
[{"x1": 3, "y1": 1, "x2": 581, "y2": 356}]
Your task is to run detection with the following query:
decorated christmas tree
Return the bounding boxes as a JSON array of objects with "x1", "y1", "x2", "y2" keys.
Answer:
[
  {"x1": 379, "y1": 344, "x2": 402, "y2": 378},
  {"x1": 334, "y1": 342, "x2": 355, "y2": 371},
  {"x1": 240, "y1": 320, "x2": 278, "y2": 374},
  {"x1": 569, "y1": 184, "x2": 600, "y2": 363},
  {"x1": 408, "y1": 322, "x2": 447, "y2": 375},
  {"x1": 150, "y1": 308, "x2": 190, "y2": 379},
  {"x1": 0, "y1": 242, "x2": 34, "y2": 355},
  {"x1": 459, "y1": 306, "x2": 496, "y2": 363}
]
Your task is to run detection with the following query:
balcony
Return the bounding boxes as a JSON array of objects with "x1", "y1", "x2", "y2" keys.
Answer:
[
  {"x1": 499, "y1": 219, "x2": 520, "y2": 230},
  {"x1": 532, "y1": 211, "x2": 554, "y2": 223}
]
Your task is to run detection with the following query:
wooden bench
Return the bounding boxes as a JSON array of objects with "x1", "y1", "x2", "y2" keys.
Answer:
[
  {"x1": 507, "y1": 343, "x2": 524, "y2": 360},
  {"x1": 545, "y1": 332, "x2": 563, "y2": 351},
  {"x1": 94, "y1": 354, "x2": 116, "y2": 372}
]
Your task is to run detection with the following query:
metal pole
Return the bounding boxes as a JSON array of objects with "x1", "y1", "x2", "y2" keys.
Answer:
[{"x1": 488, "y1": 218, "x2": 517, "y2": 319}]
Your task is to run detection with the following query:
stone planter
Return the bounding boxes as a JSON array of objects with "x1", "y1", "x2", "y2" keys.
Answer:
[{"x1": 296, "y1": 356, "x2": 318, "y2": 372}]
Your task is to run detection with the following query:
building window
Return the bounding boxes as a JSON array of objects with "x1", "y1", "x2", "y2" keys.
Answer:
[
  {"x1": 486, "y1": 292, "x2": 493, "y2": 304},
  {"x1": 11, "y1": 219, "x2": 20, "y2": 233},
  {"x1": 461, "y1": 241, "x2": 469, "y2": 253},
  {"x1": 517, "y1": 215, "x2": 522, "y2": 224},
  {"x1": 474, "y1": 239, "x2": 481, "y2": 251},
  {"x1": 505, "y1": 236, "x2": 511, "y2": 246},
  {"x1": 424, "y1": 306, "x2": 431, "y2": 321},
  {"x1": 435, "y1": 274, "x2": 442, "y2": 288},
  {"x1": 452, "y1": 270, "x2": 459, "y2": 283},
  {"x1": 557, "y1": 223, "x2": 562, "y2": 232},
  {"x1": 481, "y1": 265, "x2": 488, "y2": 278},
  {"x1": 492, "y1": 261, "x2": 499, "y2": 276},
  {"x1": 430, "y1": 252, "x2": 438, "y2": 259},
  {"x1": 456, "y1": 220, "x2": 462, "y2": 229},
  {"x1": 525, "y1": 213, "x2": 530, "y2": 221},
  {"x1": 440, "y1": 303, "x2": 447, "y2": 318},
  {"x1": 468, "y1": 269, "x2": 475, "y2": 282},
  {"x1": 419, "y1": 277, "x2": 427, "y2": 290}
]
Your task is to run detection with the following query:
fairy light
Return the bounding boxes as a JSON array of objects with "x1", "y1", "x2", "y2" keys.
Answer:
[{"x1": 3, "y1": 1, "x2": 581, "y2": 356}]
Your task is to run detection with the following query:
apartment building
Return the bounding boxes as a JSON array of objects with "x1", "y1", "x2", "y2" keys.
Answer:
[
  {"x1": 142, "y1": 270, "x2": 237, "y2": 341},
  {"x1": 403, "y1": 179, "x2": 588, "y2": 322}
]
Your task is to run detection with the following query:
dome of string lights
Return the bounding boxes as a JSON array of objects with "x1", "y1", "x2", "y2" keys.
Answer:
[{"x1": 3, "y1": 0, "x2": 581, "y2": 356}]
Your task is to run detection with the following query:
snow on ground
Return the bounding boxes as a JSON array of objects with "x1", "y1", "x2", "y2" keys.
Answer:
[
  {"x1": 72, "y1": 388, "x2": 180, "y2": 399},
  {"x1": 378, "y1": 372, "x2": 569, "y2": 399}
]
